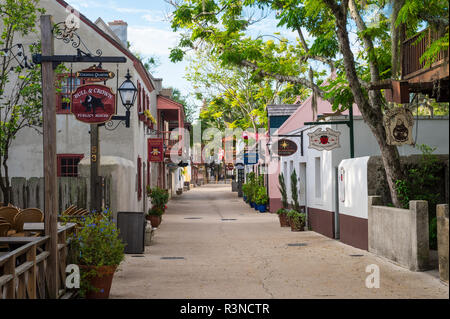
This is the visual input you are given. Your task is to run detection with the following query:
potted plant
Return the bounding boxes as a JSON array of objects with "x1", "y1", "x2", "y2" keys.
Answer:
[
  {"x1": 147, "y1": 205, "x2": 164, "y2": 228},
  {"x1": 68, "y1": 210, "x2": 125, "y2": 299},
  {"x1": 147, "y1": 186, "x2": 169, "y2": 227},
  {"x1": 277, "y1": 173, "x2": 290, "y2": 227},
  {"x1": 286, "y1": 209, "x2": 306, "y2": 232},
  {"x1": 255, "y1": 186, "x2": 268, "y2": 213},
  {"x1": 276, "y1": 208, "x2": 290, "y2": 227}
]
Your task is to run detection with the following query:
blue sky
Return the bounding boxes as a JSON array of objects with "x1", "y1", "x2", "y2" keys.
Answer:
[
  {"x1": 66, "y1": 0, "x2": 300, "y2": 112},
  {"x1": 68, "y1": 0, "x2": 188, "y2": 91}
]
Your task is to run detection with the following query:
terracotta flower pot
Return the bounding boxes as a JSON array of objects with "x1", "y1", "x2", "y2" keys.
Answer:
[
  {"x1": 289, "y1": 217, "x2": 305, "y2": 232},
  {"x1": 146, "y1": 215, "x2": 162, "y2": 228},
  {"x1": 79, "y1": 265, "x2": 117, "y2": 299},
  {"x1": 278, "y1": 213, "x2": 290, "y2": 227}
]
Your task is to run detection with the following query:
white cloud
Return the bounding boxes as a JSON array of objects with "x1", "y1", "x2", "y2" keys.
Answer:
[
  {"x1": 128, "y1": 26, "x2": 180, "y2": 56},
  {"x1": 142, "y1": 13, "x2": 167, "y2": 24}
]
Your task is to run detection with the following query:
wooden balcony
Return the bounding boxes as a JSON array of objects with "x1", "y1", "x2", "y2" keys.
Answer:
[
  {"x1": 402, "y1": 28, "x2": 449, "y2": 83},
  {"x1": 161, "y1": 131, "x2": 183, "y2": 158},
  {"x1": 381, "y1": 27, "x2": 449, "y2": 103}
]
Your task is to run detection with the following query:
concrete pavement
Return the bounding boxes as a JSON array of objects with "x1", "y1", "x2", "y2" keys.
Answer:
[{"x1": 110, "y1": 184, "x2": 448, "y2": 299}]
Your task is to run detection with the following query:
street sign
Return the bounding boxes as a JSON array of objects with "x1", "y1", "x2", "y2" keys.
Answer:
[
  {"x1": 71, "y1": 84, "x2": 116, "y2": 124},
  {"x1": 275, "y1": 139, "x2": 298, "y2": 156},
  {"x1": 308, "y1": 128, "x2": 341, "y2": 151},
  {"x1": 244, "y1": 152, "x2": 259, "y2": 165},
  {"x1": 76, "y1": 65, "x2": 115, "y2": 83},
  {"x1": 235, "y1": 163, "x2": 245, "y2": 170},
  {"x1": 148, "y1": 138, "x2": 164, "y2": 162}
]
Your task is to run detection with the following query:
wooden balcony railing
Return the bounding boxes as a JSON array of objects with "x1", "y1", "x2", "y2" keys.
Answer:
[
  {"x1": 161, "y1": 131, "x2": 183, "y2": 158},
  {"x1": 0, "y1": 223, "x2": 76, "y2": 299},
  {"x1": 402, "y1": 28, "x2": 449, "y2": 80}
]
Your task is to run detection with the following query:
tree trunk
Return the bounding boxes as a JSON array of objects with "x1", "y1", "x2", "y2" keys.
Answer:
[{"x1": 332, "y1": 3, "x2": 404, "y2": 207}]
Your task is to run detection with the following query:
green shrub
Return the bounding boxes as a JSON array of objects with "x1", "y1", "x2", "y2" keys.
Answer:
[
  {"x1": 255, "y1": 186, "x2": 268, "y2": 205},
  {"x1": 148, "y1": 206, "x2": 165, "y2": 216},
  {"x1": 147, "y1": 186, "x2": 169, "y2": 213},
  {"x1": 69, "y1": 210, "x2": 125, "y2": 267},
  {"x1": 276, "y1": 208, "x2": 287, "y2": 215},
  {"x1": 287, "y1": 209, "x2": 306, "y2": 228},
  {"x1": 290, "y1": 169, "x2": 301, "y2": 212},
  {"x1": 278, "y1": 173, "x2": 288, "y2": 209},
  {"x1": 395, "y1": 144, "x2": 445, "y2": 249}
]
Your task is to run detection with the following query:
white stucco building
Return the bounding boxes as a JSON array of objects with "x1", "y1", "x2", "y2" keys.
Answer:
[{"x1": 1, "y1": 0, "x2": 189, "y2": 216}]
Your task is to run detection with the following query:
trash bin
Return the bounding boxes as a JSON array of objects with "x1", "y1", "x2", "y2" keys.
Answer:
[{"x1": 117, "y1": 211, "x2": 146, "y2": 254}]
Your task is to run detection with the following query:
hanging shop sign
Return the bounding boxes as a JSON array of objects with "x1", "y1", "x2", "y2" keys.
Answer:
[
  {"x1": 226, "y1": 163, "x2": 234, "y2": 170},
  {"x1": 384, "y1": 107, "x2": 414, "y2": 145},
  {"x1": 76, "y1": 65, "x2": 115, "y2": 83},
  {"x1": 71, "y1": 84, "x2": 116, "y2": 124},
  {"x1": 148, "y1": 138, "x2": 164, "y2": 162},
  {"x1": 307, "y1": 128, "x2": 341, "y2": 151},
  {"x1": 275, "y1": 139, "x2": 298, "y2": 157}
]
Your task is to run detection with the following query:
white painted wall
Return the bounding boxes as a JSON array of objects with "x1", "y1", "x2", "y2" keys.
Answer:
[
  {"x1": 338, "y1": 157, "x2": 370, "y2": 219},
  {"x1": 279, "y1": 116, "x2": 449, "y2": 217}
]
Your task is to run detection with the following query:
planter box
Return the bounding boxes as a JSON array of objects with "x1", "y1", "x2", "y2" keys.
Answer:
[{"x1": 258, "y1": 204, "x2": 267, "y2": 213}]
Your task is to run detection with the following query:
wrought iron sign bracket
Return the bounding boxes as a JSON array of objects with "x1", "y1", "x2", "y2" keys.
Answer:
[
  {"x1": 98, "y1": 110, "x2": 131, "y2": 131},
  {"x1": 32, "y1": 53, "x2": 126, "y2": 69}
]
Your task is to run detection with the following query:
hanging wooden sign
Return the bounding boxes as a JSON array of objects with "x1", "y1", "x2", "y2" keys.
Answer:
[
  {"x1": 384, "y1": 107, "x2": 414, "y2": 145},
  {"x1": 308, "y1": 128, "x2": 341, "y2": 151},
  {"x1": 148, "y1": 138, "x2": 164, "y2": 162},
  {"x1": 275, "y1": 139, "x2": 298, "y2": 156},
  {"x1": 71, "y1": 84, "x2": 116, "y2": 124},
  {"x1": 76, "y1": 65, "x2": 115, "y2": 83}
]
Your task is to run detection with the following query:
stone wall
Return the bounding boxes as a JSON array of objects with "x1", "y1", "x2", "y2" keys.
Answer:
[
  {"x1": 368, "y1": 196, "x2": 429, "y2": 271},
  {"x1": 437, "y1": 204, "x2": 449, "y2": 284}
]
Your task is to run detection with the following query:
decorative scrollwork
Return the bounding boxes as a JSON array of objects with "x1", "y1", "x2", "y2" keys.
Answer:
[
  {"x1": 104, "y1": 119, "x2": 126, "y2": 131},
  {"x1": 53, "y1": 21, "x2": 102, "y2": 57},
  {"x1": 53, "y1": 22, "x2": 80, "y2": 49}
]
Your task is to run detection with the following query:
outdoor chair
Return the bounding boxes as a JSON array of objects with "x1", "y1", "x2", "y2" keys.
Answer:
[
  {"x1": 0, "y1": 222, "x2": 11, "y2": 250},
  {"x1": 0, "y1": 223, "x2": 11, "y2": 237},
  {"x1": 11, "y1": 208, "x2": 44, "y2": 237},
  {"x1": 73, "y1": 209, "x2": 88, "y2": 216},
  {"x1": 62, "y1": 204, "x2": 77, "y2": 216},
  {"x1": 0, "y1": 207, "x2": 20, "y2": 235}
]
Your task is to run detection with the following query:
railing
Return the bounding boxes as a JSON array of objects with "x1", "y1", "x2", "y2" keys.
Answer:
[
  {"x1": 0, "y1": 223, "x2": 76, "y2": 299},
  {"x1": 161, "y1": 131, "x2": 183, "y2": 157},
  {"x1": 402, "y1": 27, "x2": 449, "y2": 79}
]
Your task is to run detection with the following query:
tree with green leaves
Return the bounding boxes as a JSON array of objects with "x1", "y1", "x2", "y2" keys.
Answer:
[
  {"x1": 186, "y1": 46, "x2": 308, "y2": 131},
  {"x1": 0, "y1": 0, "x2": 49, "y2": 204},
  {"x1": 167, "y1": 0, "x2": 448, "y2": 207}
]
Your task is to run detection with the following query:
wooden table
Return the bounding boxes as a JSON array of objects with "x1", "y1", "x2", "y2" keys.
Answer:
[{"x1": 23, "y1": 222, "x2": 76, "y2": 232}]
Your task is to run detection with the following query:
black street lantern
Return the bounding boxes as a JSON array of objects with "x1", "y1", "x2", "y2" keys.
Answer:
[
  {"x1": 118, "y1": 69, "x2": 137, "y2": 111},
  {"x1": 104, "y1": 69, "x2": 138, "y2": 129}
]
